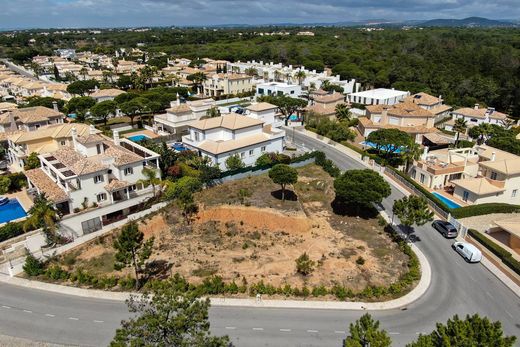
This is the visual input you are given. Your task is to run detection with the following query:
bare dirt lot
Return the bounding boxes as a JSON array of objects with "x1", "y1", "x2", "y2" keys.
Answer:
[{"x1": 57, "y1": 164, "x2": 410, "y2": 294}]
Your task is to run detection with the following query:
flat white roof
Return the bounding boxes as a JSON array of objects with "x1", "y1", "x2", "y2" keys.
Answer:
[
  {"x1": 257, "y1": 82, "x2": 299, "y2": 88},
  {"x1": 349, "y1": 88, "x2": 408, "y2": 100}
]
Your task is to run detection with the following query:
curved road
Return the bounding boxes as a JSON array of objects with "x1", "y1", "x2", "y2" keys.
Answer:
[{"x1": 0, "y1": 131, "x2": 519, "y2": 346}]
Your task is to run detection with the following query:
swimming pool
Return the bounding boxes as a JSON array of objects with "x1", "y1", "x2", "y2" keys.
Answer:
[
  {"x1": 0, "y1": 199, "x2": 27, "y2": 224},
  {"x1": 431, "y1": 192, "x2": 461, "y2": 209},
  {"x1": 128, "y1": 134, "x2": 150, "y2": 142},
  {"x1": 361, "y1": 141, "x2": 404, "y2": 154},
  {"x1": 171, "y1": 143, "x2": 189, "y2": 152},
  {"x1": 289, "y1": 114, "x2": 300, "y2": 121}
]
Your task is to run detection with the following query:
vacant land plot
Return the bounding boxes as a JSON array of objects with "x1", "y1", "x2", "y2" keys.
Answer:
[{"x1": 50, "y1": 164, "x2": 412, "y2": 297}]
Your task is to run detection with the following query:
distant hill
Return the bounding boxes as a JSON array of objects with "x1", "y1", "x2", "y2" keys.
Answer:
[{"x1": 420, "y1": 17, "x2": 516, "y2": 27}]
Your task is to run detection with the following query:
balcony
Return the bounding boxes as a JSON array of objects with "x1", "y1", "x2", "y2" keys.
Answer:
[{"x1": 417, "y1": 160, "x2": 465, "y2": 175}]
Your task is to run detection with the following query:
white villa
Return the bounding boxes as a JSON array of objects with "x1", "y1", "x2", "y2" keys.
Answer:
[
  {"x1": 347, "y1": 88, "x2": 410, "y2": 105},
  {"x1": 202, "y1": 73, "x2": 253, "y2": 97},
  {"x1": 451, "y1": 105, "x2": 509, "y2": 128},
  {"x1": 256, "y1": 82, "x2": 302, "y2": 98},
  {"x1": 182, "y1": 113, "x2": 285, "y2": 170},
  {"x1": 245, "y1": 102, "x2": 283, "y2": 127},
  {"x1": 410, "y1": 145, "x2": 520, "y2": 205},
  {"x1": 153, "y1": 98, "x2": 216, "y2": 139},
  {"x1": 25, "y1": 128, "x2": 160, "y2": 235}
]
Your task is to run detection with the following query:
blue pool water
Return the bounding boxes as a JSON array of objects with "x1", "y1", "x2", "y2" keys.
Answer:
[
  {"x1": 361, "y1": 141, "x2": 404, "y2": 154},
  {"x1": 172, "y1": 143, "x2": 189, "y2": 152},
  {"x1": 128, "y1": 134, "x2": 150, "y2": 142},
  {"x1": 0, "y1": 199, "x2": 27, "y2": 224},
  {"x1": 432, "y1": 192, "x2": 461, "y2": 209},
  {"x1": 289, "y1": 114, "x2": 300, "y2": 121}
]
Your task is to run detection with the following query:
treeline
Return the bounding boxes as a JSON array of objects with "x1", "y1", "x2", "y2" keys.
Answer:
[{"x1": 3, "y1": 27, "x2": 520, "y2": 117}]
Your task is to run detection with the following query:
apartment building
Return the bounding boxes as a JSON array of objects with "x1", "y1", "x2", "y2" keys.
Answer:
[
  {"x1": 182, "y1": 113, "x2": 285, "y2": 170},
  {"x1": 25, "y1": 128, "x2": 160, "y2": 235},
  {"x1": 202, "y1": 73, "x2": 253, "y2": 97},
  {"x1": 348, "y1": 88, "x2": 410, "y2": 105},
  {"x1": 357, "y1": 102, "x2": 437, "y2": 143},
  {"x1": 153, "y1": 98, "x2": 216, "y2": 139}
]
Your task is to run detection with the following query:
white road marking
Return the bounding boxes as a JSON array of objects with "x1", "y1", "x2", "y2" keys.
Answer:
[
  {"x1": 504, "y1": 310, "x2": 513, "y2": 319},
  {"x1": 23, "y1": 310, "x2": 32, "y2": 313},
  {"x1": 389, "y1": 332, "x2": 400, "y2": 335},
  {"x1": 280, "y1": 328, "x2": 291, "y2": 332},
  {"x1": 1, "y1": 305, "x2": 10, "y2": 309},
  {"x1": 252, "y1": 328, "x2": 264, "y2": 331},
  {"x1": 307, "y1": 329, "x2": 319, "y2": 333},
  {"x1": 68, "y1": 317, "x2": 79, "y2": 321},
  {"x1": 45, "y1": 314, "x2": 55, "y2": 317},
  {"x1": 334, "y1": 330, "x2": 346, "y2": 334},
  {"x1": 93, "y1": 320, "x2": 104, "y2": 323},
  {"x1": 225, "y1": 327, "x2": 236, "y2": 330},
  {"x1": 485, "y1": 291, "x2": 493, "y2": 299}
]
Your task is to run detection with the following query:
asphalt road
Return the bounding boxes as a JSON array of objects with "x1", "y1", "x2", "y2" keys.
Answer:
[{"x1": 0, "y1": 131, "x2": 518, "y2": 347}]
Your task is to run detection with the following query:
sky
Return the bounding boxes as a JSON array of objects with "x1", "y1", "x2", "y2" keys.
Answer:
[{"x1": 0, "y1": 0, "x2": 519, "y2": 29}]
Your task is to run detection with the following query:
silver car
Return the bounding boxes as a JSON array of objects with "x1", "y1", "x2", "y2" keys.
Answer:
[{"x1": 432, "y1": 220, "x2": 458, "y2": 238}]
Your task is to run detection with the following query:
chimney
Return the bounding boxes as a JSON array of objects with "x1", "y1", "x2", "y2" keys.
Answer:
[
  {"x1": 491, "y1": 152, "x2": 496, "y2": 162},
  {"x1": 422, "y1": 146, "x2": 429, "y2": 160},
  {"x1": 89, "y1": 124, "x2": 96, "y2": 135},
  {"x1": 438, "y1": 95, "x2": 442, "y2": 102},
  {"x1": 474, "y1": 103, "x2": 479, "y2": 110},
  {"x1": 176, "y1": 93, "x2": 180, "y2": 106},
  {"x1": 71, "y1": 127, "x2": 78, "y2": 151},
  {"x1": 113, "y1": 130, "x2": 120, "y2": 146},
  {"x1": 170, "y1": 101, "x2": 176, "y2": 108},
  {"x1": 52, "y1": 101, "x2": 58, "y2": 112}
]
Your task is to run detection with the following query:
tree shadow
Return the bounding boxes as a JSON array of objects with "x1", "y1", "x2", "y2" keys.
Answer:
[
  {"x1": 271, "y1": 189, "x2": 298, "y2": 201},
  {"x1": 390, "y1": 224, "x2": 422, "y2": 244},
  {"x1": 144, "y1": 260, "x2": 173, "y2": 280},
  {"x1": 330, "y1": 198, "x2": 379, "y2": 219}
]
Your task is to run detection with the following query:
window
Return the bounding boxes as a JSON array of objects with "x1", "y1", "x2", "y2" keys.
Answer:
[
  {"x1": 290, "y1": 90, "x2": 295, "y2": 94},
  {"x1": 463, "y1": 191, "x2": 469, "y2": 202},
  {"x1": 124, "y1": 167, "x2": 134, "y2": 176},
  {"x1": 261, "y1": 146, "x2": 266, "y2": 152},
  {"x1": 490, "y1": 171, "x2": 497, "y2": 180},
  {"x1": 258, "y1": 88, "x2": 264, "y2": 95},
  {"x1": 97, "y1": 193, "x2": 107, "y2": 202},
  {"x1": 194, "y1": 132, "x2": 200, "y2": 141},
  {"x1": 240, "y1": 152, "x2": 245, "y2": 158},
  {"x1": 512, "y1": 189, "x2": 518, "y2": 198},
  {"x1": 420, "y1": 173, "x2": 425, "y2": 184},
  {"x1": 60, "y1": 140, "x2": 66, "y2": 146},
  {"x1": 249, "y1": 149, "x2": 254, "y2": 156},
  {"x1": 96, "y1": 144, "x2": 102, "y2": 155},
  {"x1": 93, "y1": 175, "x2": 104, "y2": 184},
  {"x1": 128, "y1": 184, "x2": 137, "y2": 192}
]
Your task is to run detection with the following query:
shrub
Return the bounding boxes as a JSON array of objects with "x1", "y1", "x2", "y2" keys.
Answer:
[
  {"x1": 255, "y1": 153, "x2": 273, "y2": 166},
  {"x1": 314, "y1": 151, "x2": 341, "y2": 177},
  {"x1": 312, "y1": 285, "x2": 328, "y2": 297},
  {"x1": 356, "y1": 256, "x2": 366, "y2": 265},
  {"x1": 23, "y1": 254, "x2": 44, "y2": 276},
  {"x1": 295, "y1": 252, "x2": 315, "y2": 276},
  {"x1": 45, "y1": 265, "x2": 69, "y2": 281},
  {"x1": 0, "y1": 222, "x2": 25, "y2": 242}
]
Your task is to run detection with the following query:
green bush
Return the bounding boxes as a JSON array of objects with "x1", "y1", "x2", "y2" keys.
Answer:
[
  {"x1": 23, "y1": 254, "x2": 44, "y2": 276},
  {"x1": 468, "y1": 229, "x2": 520, "y2": 276},
  {"x1": 314, "y1": 151, "x2": 341, "y2": 177},
  {"x1": 452, "y1": 203, "x2": 520, "y2": 219},
  {"x1": 0, "y1": 222, "x2": 25, "y2": 242}
]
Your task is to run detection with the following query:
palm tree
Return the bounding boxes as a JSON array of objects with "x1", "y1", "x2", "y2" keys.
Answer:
[
  {"x1": 453, "y1": 118, "x2": 467, "y2": 147},
  {"x1": 402, "y1": 140, "x2": 422, "y2": 173},
  {"x1": 245, "y1": 67, "x2": 258, "y2": 77},
  {"x1": 335, "y1": 103, "x2": 351, "y2": 121},
  {"x1": 138, "y1": 167, "x2": 162, "y2": 197},
  {"x1": 24, "y1": 194, "x2": 59, "y2": 244},
  {"x1": 295, "y1": 70, "x2": 306, "y2": 86}
]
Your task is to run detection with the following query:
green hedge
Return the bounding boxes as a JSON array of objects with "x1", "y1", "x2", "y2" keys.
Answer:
[
  {"x1": 220, "y1": 151, "x2": 318, "y2": 178},
  {"x1": 0, "y1": 221, "x2": 26, "y2": 243},
  {"x1": 452, "y1": 203, "x2": 520, "y2": 219},
  {"x1": 468, "y1": 229, "x2": 520, "y2": 276}
]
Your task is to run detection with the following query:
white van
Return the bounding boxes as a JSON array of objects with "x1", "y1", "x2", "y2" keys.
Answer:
[{"x1": 452, "y1": 242, "x2": 482, "y2": 263}]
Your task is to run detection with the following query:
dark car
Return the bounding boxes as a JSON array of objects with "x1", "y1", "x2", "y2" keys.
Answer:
[{"x1": 432, "y1": 220, "x2": 458, "y2": 238}]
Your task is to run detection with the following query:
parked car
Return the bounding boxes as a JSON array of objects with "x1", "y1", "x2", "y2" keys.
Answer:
[
  {"x1": 432, "y1": 220, "x2": 458, "y2": 238},
  {"x1": 452, "y1": 242, "x2": 482, "y2": 263}
]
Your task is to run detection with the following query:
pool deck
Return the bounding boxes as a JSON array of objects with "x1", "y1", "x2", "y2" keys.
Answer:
[{"x1": 122, "y1": 129, "x2": 160, "y2": 140}]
